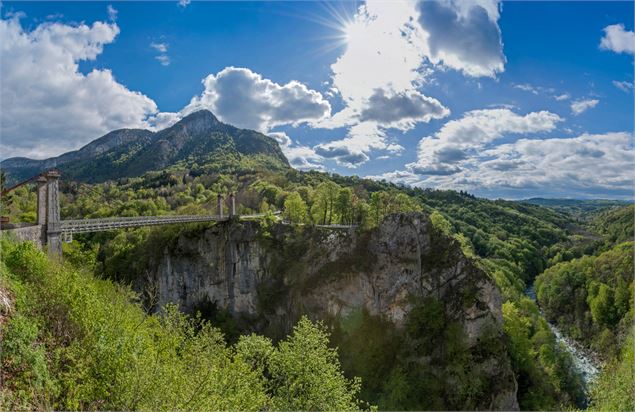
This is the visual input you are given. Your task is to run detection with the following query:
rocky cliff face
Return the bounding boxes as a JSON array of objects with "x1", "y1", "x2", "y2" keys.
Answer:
[{"x1": 141, "y1": 212, "x2": 518, "y2": 410}]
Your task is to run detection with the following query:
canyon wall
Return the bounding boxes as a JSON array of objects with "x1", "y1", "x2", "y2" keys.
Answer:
[{"x1": 141, "y1": 213, "x2": 519, "y2": 410}]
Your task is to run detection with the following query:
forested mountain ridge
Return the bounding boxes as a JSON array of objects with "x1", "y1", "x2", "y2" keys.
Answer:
[
  {"x1": 532, "y1": 205, "x2": 635, "y2": 410},
  {"x1": 1, "y1": 113, "x2": 633, "y2": 410},
  {"x1": 0, "y1": 110, "x2": 289, "y2": 184},
  {"x1": 521, "y1": 198, "x2": 632, "y2": 220}
]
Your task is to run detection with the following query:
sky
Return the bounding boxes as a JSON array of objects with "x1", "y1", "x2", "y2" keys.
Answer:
[{"x1": 0, "y1": 0, "x2": 633, "y2": 199}]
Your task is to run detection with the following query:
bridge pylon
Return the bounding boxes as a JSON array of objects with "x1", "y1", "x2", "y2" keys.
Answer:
[
  {"x1": 36, "y1": 175, "x2": 47, "y2": 226},
  {"x1": 217, "y1": 193, "x2": 224, "y2": 218},
  {"x1": 45, "y1": 170, "x2": 62, "y2": 259},
  {"x1": 229, "y1": 192, "x2": 236, "y2": 217}
]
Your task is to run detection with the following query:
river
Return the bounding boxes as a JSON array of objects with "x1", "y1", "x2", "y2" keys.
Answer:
[{"x1": 525, "y1": 285, "x2": 601, "y2": 389}]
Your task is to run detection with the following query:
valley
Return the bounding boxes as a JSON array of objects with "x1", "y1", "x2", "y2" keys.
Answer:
[{"x1": 1, "y1": 111, "x2": 633, "y2": 411}]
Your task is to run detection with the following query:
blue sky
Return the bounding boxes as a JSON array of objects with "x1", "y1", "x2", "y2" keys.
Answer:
[{"x1": 1, "y1": 1, "x2": 633, "y2": 199}]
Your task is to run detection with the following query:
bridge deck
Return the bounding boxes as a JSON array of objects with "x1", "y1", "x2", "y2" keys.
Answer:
[{"x1": 59, "y1": 213, "x2": 271, "y2": 234}]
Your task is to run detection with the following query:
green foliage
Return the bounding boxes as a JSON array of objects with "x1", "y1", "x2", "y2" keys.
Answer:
[
  {"x1": 502, "y1": 299, "x2": 585, "y2": 409},
  {"x1": 332, "y1": 299, "x2": 512, "y2": 411},
  {"x1": 589, "y1": 329, "x2": 635, "y2": 411},
  {"x1": 535, "y1": 242, "x2": 634, "y2": 355},
  {"x1": 4, "y1": 147, "x2": 617, "y2": 411},
  {"x1": 283, "y1": 191, "x2": 307, "y2": 223},
  {"x1": 0, "y1": 185, "x2": 37, "y2": 223},
  {"x1": 0, "y1": 239, "x2": 364, "y2": 411},
  {"x1": 239, "y1": 318, "x2": 363, "y2": 411},
  {"x1": 592, "y1": 204, "x2": 635, "y2": 249},
  {"x1": 310, "y1": 181, "x2": 341, "y2": 225},
  {"x1": 368, "y1": 191, "x2": 420, "y2": 228}
]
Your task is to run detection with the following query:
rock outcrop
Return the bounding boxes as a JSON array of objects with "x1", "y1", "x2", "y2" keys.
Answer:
[{"x1": 141, "y1": 212, "x2": 519, "y2": 410}]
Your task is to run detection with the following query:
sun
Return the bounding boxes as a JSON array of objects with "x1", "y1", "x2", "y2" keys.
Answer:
[{"x1": 291, "y1": 1, "x2": 363, "y2": 58}]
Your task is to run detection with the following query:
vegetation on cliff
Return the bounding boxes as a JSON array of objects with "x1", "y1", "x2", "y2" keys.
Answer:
[
  {"x1": 534, "y1": 205, "x2": 634, "y2": 410},
  {"x1": 3, "y1": 134, "x2": 633, "y2": 410},
  {"x1": 0, "y1": 239, "x2": 364, "y2": 411}
]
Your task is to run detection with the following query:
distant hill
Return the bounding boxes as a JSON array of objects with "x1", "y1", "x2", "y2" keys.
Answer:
[
  {"x1": 0, "y1": 110, "x2": 289, "y2": 184},
  {"x1": 520, "y1": 198, "x2": 632, "y2": 217}
]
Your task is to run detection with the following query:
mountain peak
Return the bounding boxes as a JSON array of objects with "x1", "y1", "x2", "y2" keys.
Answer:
[{"x1": 179, "y1": 109, "x2": 220, "y2": 125}]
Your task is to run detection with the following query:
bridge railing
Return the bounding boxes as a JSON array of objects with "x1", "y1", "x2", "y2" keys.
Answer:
[
  {"x1": 59, "y1": 212, "x2": 280, "y2": 234},
  {"x1": 60, "y1": 214, "x2": 226, "y2": 234}
]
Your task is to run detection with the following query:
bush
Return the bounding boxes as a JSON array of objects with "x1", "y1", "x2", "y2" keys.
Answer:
[{"x1": 0, "y1": 239, "x2": 365, "y2": 411}]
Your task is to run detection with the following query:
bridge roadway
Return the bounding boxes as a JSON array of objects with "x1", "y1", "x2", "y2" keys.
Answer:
[{"x1": 60, "y1": 213, "x2": 273, "y2": 235}]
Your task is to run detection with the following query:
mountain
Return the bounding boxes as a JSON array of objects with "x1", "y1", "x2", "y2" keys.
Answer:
[
  {"x1": 0, "y1": 110, "x2": 289, "y2": 184},
  {"x1": 520, "y1": 198, "x2": 631, "y2": 217}
]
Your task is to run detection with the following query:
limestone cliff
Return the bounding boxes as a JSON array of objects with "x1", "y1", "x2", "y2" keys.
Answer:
[{"x1": 141, "y1": 213, "x2": 518, "y2": 410}]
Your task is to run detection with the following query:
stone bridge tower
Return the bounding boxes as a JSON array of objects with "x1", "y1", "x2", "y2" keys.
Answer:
[{"x1": 35, "y1": 170, "x2": 62, "y2": 259}]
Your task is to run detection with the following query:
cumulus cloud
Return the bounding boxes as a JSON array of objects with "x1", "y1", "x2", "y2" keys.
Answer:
[
  {"x1": 359, "y1": 89, "x2": 449, "y2": 129},
  {"x1": 178, "y1": 0, "x2": 191, "y2": 8},
  {"x1": 555, "y1": 93, "x2": 570, "y2": 101},
  {"x1": 329, "y1": 1, "x2": 427, "y2": 109},
  {"x1": 314, "y1": 122, "x2": 403, "y2": 167},
  {"x1": 316, "y1": 0, "x2": 506, "y2": 164},
  {"x1": 316, "y1": 1, "x2": 457, "y2": 165},
  {"x1": 184, "y1": 67, "x2": 331, "y2": 132},
  {"x1": 380, "y1": 132, "x2": 633, "y2": 198},
  {"x1": 613, "y1": 80, "x2": 634, "y2": 92},
  {"x1": 417, "y1": 0, "x2": 505, "y2": 78},
  {"x1": 600, "y1": 24, "x2": 635, "y2": 55},
  {"x1": 571, "y1": 99, "x2": 599, "y2": 115},
  {"x1": 472, "y1": 132, "x2": 634, "y2": 197},
  {"x1": 268, "y1": 131, "x2": 324, "y2": 171},
  {"x1": 408, "y1": 108, "x2": 562, "y2": 175},
  {"x1": 0, "y1": 15, "x2": 159, "y2": 159}
]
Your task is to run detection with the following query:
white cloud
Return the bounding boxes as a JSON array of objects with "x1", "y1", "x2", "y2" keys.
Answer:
[
  {"x1": 613, "y1": 80, "x2": 634, "y2": 92},
  {"x1": 0, "y1": 15, "x2": 159, "y2": 159},
  {"x1": 146, "y1": 112, "x2": 181, "y2": 131},
  {"x1": 150, "y1": 41, "x2": 170, "y2": 66},
  {"x1": 155, "y1": 54, "x2": 170, "y2": 66},
  {"x1": 314, "y1": 122, "x2": 403, "y2": 167},
  {"x1": 150, "y1": 42, "x2": 168, "y2": 53},
  {"x1": 184, "y1": 67, "x2": 331, "y2": 132},
  {"x1": 329, "y1": 1, "x2": 426, "y2": 108},
  {"x1": 600, "y1": 24, "x2": 635, "y2": 55},
  {"x1": 514, "y1": 83, "x2": 538, "y2": 94},
  {"x1": 408, "y1": 108, "x2": 562, "y2": 175},
  {"x1": 107, "y1": 5, "x2": 118, "y2": 22},
  {"x1": 513, "y1": 83, "x2": 571, "y2": 101},
  {"x1": 381, "y1": 132, "x2": 634, "y2": 198},
  {"x1": 359, "y1": 89, "x2": 449, "y2": 129},
  {"x1": 268, "y1": 132, "x2": 324, "y2": 171},
  {"x1": 317, "y1": 1, "x2": 464, "y2": 165},
  {"x1": 571, "y1": 99, "x2": 599, "y2": 115},
  {"x1": 472, "y1": 132, "x2": 634, "y2": 196},
  {"x1": 416, "y1": 0, "x2": 505, "y2": 78},
  {"x1": 367, "y1": 169, "x2": 420, "y2": 185},
  {"x1": 268, "y1": 131, "x2": 292, "y2": 147},
  {"x1": 178, "y1": 0, "x2": 191, "y2": 8}
]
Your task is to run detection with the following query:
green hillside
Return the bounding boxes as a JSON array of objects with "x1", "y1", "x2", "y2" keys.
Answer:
[
  {"x1": 2, "y1": 119, "x2": 633, "y2": 410},
  {"x1": 0, "y1": 110, "x2": 289, "y2": 184},
  {"x1": 0, "y1": 239, "x2": 363, "y2": 410}
]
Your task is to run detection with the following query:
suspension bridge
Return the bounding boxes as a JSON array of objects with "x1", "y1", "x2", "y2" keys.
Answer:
[{"x1": 1, "y1": 170, "x2": 274, "y2": 259}]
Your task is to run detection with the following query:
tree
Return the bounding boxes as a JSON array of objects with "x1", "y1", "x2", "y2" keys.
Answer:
[
  {"x1": 335, "y1": 188, "x2": 354, "y2": 225},
  {"x1": 368, "y1": 191, "x2": 421, "y2": 228},
  {"x1": 283, "y1": 192, "x2": 308, "y2": 224},
  {"x1": 236, "y1": 317, "x2": 363, "y2": 411},
  {"x1": 310, "y1": 181, "x2": 340, "y2": 225}
]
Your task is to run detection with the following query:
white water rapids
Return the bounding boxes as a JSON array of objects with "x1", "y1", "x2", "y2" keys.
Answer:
[{"x1": 525, "y1": 285, "x2": 601, "y2": 388}]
